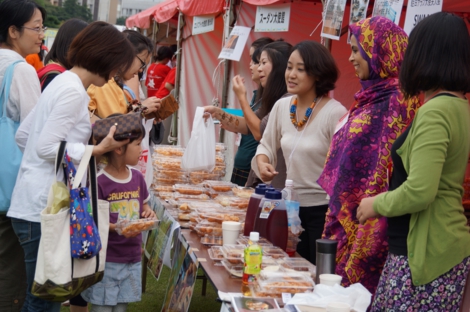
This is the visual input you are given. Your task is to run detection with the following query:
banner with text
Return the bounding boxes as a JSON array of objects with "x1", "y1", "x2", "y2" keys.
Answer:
[
  {"x1": 192, "y1": 15, "x2": 215, "y2": 35},
  {"x1": 255, "y1": 3, "x2": 291, "y2": 32},
  {"x1": 403, "y1": 0, "x2": 442, "y2": 35}
]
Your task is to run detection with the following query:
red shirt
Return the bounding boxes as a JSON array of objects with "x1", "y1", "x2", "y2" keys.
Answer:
[
  {"x1": 145, "y1": 63, "x2": 171, "y2": 97},
  {"x1": 155, "y1": 67, "x2": 176, "y2": 99}
]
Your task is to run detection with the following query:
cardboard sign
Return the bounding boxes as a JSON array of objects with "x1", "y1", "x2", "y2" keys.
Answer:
[
  {"x1": 218, "y1": 26, "x2": 251, "y2": 61},
  {"x1": 372, "y1": 0, "x2": 405, "y2": 24},
  {"x1": 192, "y1": 15, "x2": 215, "y2": 35},
  {"x1": 321, "y1": 0, "x2": 348, "y2": 40},
  {"x1": 254, "y1": 3, "x2": 291, "y2": 32},
  {"x1": 403, "y1": 0, "x2": 442, "y2": 35}
]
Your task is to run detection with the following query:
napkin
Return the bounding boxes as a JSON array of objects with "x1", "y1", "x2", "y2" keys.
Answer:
[{"x1": 285, "y1": 283, "x2": 372, "y2": 312}]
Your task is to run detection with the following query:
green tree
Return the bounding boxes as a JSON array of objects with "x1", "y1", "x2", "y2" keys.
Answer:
[
  {"x1": 116, "y1": 16, "x2": 127, "y2": 26},
  {"x1": 63, "y1": 0, "x2": 92, "y2": 22}
]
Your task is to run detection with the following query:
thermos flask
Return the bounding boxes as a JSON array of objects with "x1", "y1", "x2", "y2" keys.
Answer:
[{"x1": 315, "y1": 239, "x2": 338, "y2": 285}]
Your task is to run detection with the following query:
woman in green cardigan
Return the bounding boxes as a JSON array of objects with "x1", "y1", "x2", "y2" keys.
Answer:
[{"x1": 357, "y1": 12, "x2": 470, "y2": 311}]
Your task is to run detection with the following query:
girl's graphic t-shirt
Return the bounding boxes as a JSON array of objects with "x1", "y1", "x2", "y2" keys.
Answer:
[{"x1": 97, "y1": 167, "x2": 150, "y2": 263}]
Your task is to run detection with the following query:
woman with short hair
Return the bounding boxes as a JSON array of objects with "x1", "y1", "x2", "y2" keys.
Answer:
[
  {"x1": 357, "y1": 12, "x2": 470, "y2": 310},
  {"x1": 7, "y1": 21, "x2": 135, "y2": 312}
]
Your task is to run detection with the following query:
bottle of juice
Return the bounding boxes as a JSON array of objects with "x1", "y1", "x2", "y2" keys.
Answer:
[
  {"x1": 251, "y1": 186, "x2": 274, "y2": 236},
  {"x1": 244, "y1": 184, "x2": 267, "y2": 236},
  {"x1": 242, "y1": 231, "x2": 262, "y2": 296}
]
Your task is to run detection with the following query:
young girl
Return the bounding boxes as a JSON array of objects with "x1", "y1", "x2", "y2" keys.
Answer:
[{"x1": 82, "y1": 117, "x2": 156, "y2": 312}]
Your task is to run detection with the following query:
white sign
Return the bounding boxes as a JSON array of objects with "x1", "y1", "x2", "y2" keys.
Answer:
[
  {"x1": 255, "y1": 3, "x2": 291, "y2": 32},
  {"x1": 403, "y1": 0, "x2": 442, "y2": 35},
  {"x1": 372, "y1": 0, "x2": 405, "y2": 25},
  {"x1": 321, "y1": 0, "x2": 348, "y2": 40},
  {"x1": 218, "y1": 26, "x2": 251, "y2": 61},
  {"x1": 348, "y1": 0, "x2": 371, "y2": 42},
  {"x1": 192, "y1": 15, "x2": 215, "y2": 35}
]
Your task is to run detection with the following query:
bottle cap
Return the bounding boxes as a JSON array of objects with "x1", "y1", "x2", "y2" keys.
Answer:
[
  {"x1": 249, "y1": 232, "x2": 259, "y2": 242},
  {"x1": 265, "y1": 190, "x2": 282, "y2": 199},
  {"x1": 255, "y1": 184, "x2": 268, "y2": 195},
  {"x1": 285, "y1": 179, "x2": 294, "y2": 187},
  {"x1": 316, "y1": 239, "x2": 338, "y2": 254}
]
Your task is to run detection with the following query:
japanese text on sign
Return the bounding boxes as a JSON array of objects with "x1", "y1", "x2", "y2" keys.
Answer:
[
  {"x1": 255, "y1": 3, "x2": 291, "y2": 32},
  {"x1": 192, "y1": 15, "x2": 215, "y2": 35},
  {"x1": 403, "y1": 0, "x2": 442, "y2": 34}
]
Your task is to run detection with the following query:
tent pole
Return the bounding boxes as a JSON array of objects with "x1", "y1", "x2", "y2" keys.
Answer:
[
  {"x1": 169, "y1": 11, "x2": 184, "y2": 145},
  {"x1": 219, "y1": 0, "x2": 235, "y2": 143}
]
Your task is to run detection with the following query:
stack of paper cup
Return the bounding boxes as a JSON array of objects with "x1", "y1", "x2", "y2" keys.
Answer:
[
  {"x1": 326, "y1": 302, "x2": 351, "y2": 312},
  {"x1": 222, "y1": 221, "x2": 241, "y2": 245},
  {"x1": 319, "y1": 274, "x2": 342, "y2": 286}
]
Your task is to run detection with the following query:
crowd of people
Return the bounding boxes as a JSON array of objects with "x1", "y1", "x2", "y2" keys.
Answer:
[{"x1": 0, "y1": 0, "x2": 469, "y2": 311}]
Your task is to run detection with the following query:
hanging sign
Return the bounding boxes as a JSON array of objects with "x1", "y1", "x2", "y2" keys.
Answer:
[
  {"x1": 403, "y1": 0, "x2": 442, "y2": 35},
  {"x1": 321, "y1": 0, "x2": 348, "y2": 40},
  {"x1": 348, "y1": 0, "x2": 371, "y2": 42},
  {"x1": 372, "y1": 0, "x2": 405, "y2": 25},
  {"x1": 218, "y1": 26, "x2": 251, "y2": 61},
  {"x1": 192, "y1": 15, "x2": 215, "y2": 35},
  {"x1": 254, "y1": 3, "x2": 291, "y2": 32}
]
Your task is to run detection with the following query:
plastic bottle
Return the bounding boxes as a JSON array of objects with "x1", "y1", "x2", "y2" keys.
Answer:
[
  {"x1": 242, "y1": 232, "x2": 263, "y2": 295},
  {"x1": 282, "y1": 180, "x2": 301, "y2": 256},
  {"x1": 253, "y1": 190, "x2": 288, "y2": 251},
  {"x1": 244, "y1": 184, "x2": 267, "y2": 236}
]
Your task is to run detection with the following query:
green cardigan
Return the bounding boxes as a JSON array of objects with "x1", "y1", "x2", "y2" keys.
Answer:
[{"x1": 373, "y1": 95, "x2": 470, "y2": 286}]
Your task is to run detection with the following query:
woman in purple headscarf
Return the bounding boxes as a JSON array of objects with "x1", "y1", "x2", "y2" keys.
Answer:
[{"x1": 317, "y1": 16, "x2": 420, "y2": 294}]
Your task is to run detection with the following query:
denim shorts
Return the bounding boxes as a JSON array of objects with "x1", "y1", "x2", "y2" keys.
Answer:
[{"x1": 81, "y1": 261, "x2": 142, "y2": 306}]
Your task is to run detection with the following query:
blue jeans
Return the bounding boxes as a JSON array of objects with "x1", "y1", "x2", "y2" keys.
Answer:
[{"x1": 11, "y1": 218, "x2": 61, "y2": 312}]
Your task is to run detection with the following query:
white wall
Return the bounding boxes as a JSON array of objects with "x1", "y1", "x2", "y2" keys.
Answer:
[{"x1": 118, "y1": 0, "x2": 166, "y2": 18}]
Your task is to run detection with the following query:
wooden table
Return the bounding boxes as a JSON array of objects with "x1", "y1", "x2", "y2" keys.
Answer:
[{"x1": 180, "y1": 229, "x2": 242, "y2": 293}]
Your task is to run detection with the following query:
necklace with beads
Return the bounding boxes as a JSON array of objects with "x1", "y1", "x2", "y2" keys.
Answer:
[{"x1": 290, "y1": 96, "x2": 322, "y2": 128}]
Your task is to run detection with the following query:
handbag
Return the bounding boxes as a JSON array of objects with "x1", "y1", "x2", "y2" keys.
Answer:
[
  {"x1": 31, "y1": 143, "x2": 109, "y2": 302},
  {"x1": 148, "y1": 93, "x2": 179, "y2": 121},
  {"x1": 63, "y1": 146, "x2": 101, "y2": 259},
  {"x1": 92, "y1": 112, "x2": 143, "y2": 143},
  {"x1": 0, "y1": 60, "x2": 24, "y2": 212}
]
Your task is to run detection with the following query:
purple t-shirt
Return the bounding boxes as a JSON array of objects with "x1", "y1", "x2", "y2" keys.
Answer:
[{"x1": 98, "y1": 167, "x2": 150, "y2": 263}]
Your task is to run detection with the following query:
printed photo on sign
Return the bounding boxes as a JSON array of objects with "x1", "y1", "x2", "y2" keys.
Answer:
[
  {"x1": 348, "y1": 0, "x2": 370, "y2": 42},
  {"x1": 372, "y1": 0, "x2": 405, "y2": 24},
  {"x1": 218, "y1": 26, "x2": 251, "y2": 61},
  {"x1": 321, "y1": 0, "x2": 348, "y2": 40},
  {"x1": 403, "y1": 0, "x2": 442, "y2": 35},
  {"x1": 254, "y1": 3, "x2": 291, "y2": 32}
]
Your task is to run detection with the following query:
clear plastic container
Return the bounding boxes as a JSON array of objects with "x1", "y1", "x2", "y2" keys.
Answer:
[
  {"x1": 215, "y1": 195, "x2": 249, "y2": 209},
  {"x1": 200, "y1": 234, "x2": 223, "y2": 246},
  {"x1": 256, "y1": 272, "x2": 314, "y2": 294},
  {"x1": 195, "y1": 221, "x2": 223, "y2": 237},
  {"x1": 173, "y1": 184, "x2": 207, "y2": 195},
  {"x1": 189, "y1": 171, "x2": 221, "y2": 184},
  {"x1": 262, "y1": 246, "x2": 289, "y2": 259},
  {"x1": 215, "y1": 143, "x2": 227, "y2": 152},
  {"x1": 221, "y1": 260, "x2": 243, "y2": 278},
  {"x1": 208, "y1": 246, "x2": 224, "y2": 262},
  {"x1": 153, "y1": 145, "x2": 185, "y2": 156},
  {"x1": 173, "y1": 192, "x2": 209, "y2": 201},
  {"x1": 115, "y1": 218, "x2": 159, "y2": 236},
  {"x1": 153, "y1": 156, "x2": 182, "y2": 170},
  {"x1": 153, "y1": 185, "x2": 174, "y2": 193},
  {"x1": 203, "y1": 180, "x2": 235, "y2": 193},
  {"x1": 237, "y1": 236, "x2": 272, "y2": 247},
  {"x1": 279, "y1": 258, "x2": 316, "y2": 279},
  {"x1": 156, "y1": 191, "x2": 174, "y2": 200},
  {"x1": 155, "y1": 176, "x2": 188, "y2": 186},
  {"x1": 221, "y1": 244, "x2": 245, "y2": 264},
  {"x1": 200, "y1": 211, "x2": 244, "y2": 223},
  {"x1": 232, "y1": 186, "x2": 255, "y2": 198}
]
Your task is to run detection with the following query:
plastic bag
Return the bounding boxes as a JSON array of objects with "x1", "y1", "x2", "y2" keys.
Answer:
[
  {"x1": 181, "y1": 107, "x2": 216, "y2": 172},
  {"x1": 49, "y1": 181, "x2": 70, "y2": 215}
]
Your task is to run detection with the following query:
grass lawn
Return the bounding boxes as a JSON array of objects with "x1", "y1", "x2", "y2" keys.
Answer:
[{"x1": 61, "y1": 267, "x2": 222, "y2": 312}]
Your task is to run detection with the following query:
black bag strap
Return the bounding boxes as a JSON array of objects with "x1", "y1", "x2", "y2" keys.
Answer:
[{"x1": 88, "y1": 154, "x2": 100, "y2": 272}]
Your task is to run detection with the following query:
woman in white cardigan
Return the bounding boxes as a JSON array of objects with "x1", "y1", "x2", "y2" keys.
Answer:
[{"x1": 252, "y1": 41, "x2": 346, "y2": 264}]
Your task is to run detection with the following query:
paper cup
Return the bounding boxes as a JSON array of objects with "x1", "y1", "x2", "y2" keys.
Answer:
[
  {"x1": 222, "y1": 221, "x2": 241, "y2": 245},
  {"x1": 319, "y1": 274, "x2": 342, "y2": 286},
  {"x1": 326, "y1": 302, "x2": 350, "y2": 312}
]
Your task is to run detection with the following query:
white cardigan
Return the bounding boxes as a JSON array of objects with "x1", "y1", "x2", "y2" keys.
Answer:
[
  {"x1": 8, "y1": 71, "x2": 90, "y2": 222},
  {"x1": 251, "y1": 95, "x2": 347, "y2": 207}
]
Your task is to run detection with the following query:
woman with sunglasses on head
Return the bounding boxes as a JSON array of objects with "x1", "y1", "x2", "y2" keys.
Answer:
[
  {"x1": 7, "y1": 21, "x2": 135, "y2": 312},
  {"x1": 88, "y1": 30, "x2": 160, "y2": 120},
  {"x1": 0, "y1": 0, "x2": 46, "y2": 310},
  {"x1": 357, "y1": 13, "x2": 470, "y2": 310}
]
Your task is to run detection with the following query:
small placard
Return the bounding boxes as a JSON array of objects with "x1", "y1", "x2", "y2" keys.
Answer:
[
  {"x1": 198, "y1": 258, "x2": 207, "y2": 262},
  {"x1": 255, "y1": 3, "x2": 291, "y2": 32},
  {"x1": 321, "y1": 0, "x2": 347, "y2": 40},
  {"x1": 282, "y1": 292, "x2": 292, "y2": 304},
  {"x1": 192, "y1": 15, "x2": 215, "y2": 35},
  {"x1": 403, "y1": 0, "x2": 442, "y2": 35},
  {"x1": 372, "y1": 0, "x2": 405, "y2": 25},
  {"x1": 218, "y1": 26, "x2": 251, "y2": 61}
]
